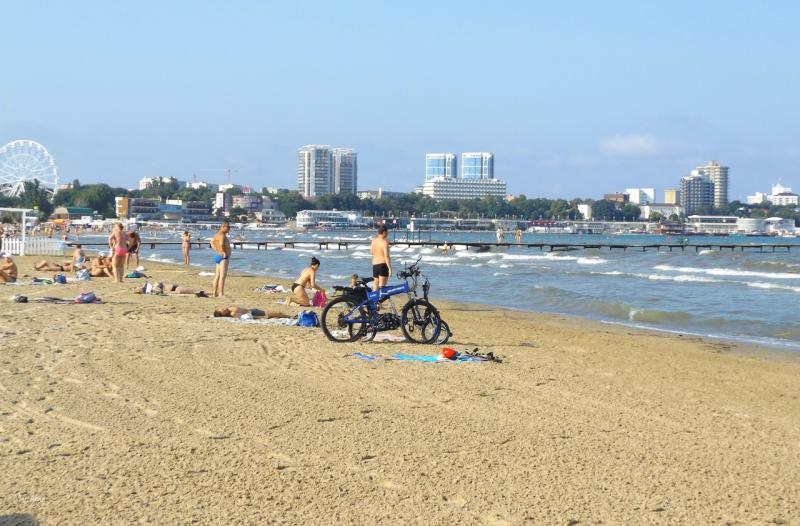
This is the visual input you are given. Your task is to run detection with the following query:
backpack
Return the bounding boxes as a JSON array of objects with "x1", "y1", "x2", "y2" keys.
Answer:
[
  {"x1": 76, "y1": 269, "x2": 91, "y2": 281},
  {"x1": 54, "y1": 274, "x2": 67, "y2": 284},
  {"x1": 297, "y1": 310, "x2": 320, "y2": 327},
  {"x1": 311, "y1": 290, "x2": 328, "y2": 308},
  {"x1": 75, "y1": 291, "x2": 99, "y2": 304}
]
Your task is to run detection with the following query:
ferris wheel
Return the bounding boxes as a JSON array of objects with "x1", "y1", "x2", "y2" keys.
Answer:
[{"x1": 0, "y1": 139, "x2": 60, "y2": 199}]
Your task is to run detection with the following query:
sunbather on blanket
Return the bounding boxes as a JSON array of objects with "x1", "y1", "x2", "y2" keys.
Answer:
[{"x1": 213, "y1": 306, "x2": 292, "y2": 319}]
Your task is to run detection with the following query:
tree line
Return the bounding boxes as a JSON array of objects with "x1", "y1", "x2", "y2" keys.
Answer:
[{"x1": 2, "y1": 178, "x2": 799, "y2": 225}]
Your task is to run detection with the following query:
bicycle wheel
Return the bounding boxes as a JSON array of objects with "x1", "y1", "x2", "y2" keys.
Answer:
[
  {"x1": 400, "y1": 299, "x2": 442, "y2": 344},
  {"x1": 426, "y1": 319, "x2": 451, "y2": 345},
  {"x1": 321, "y1": 296, "x2": 369, "y2": 342}
]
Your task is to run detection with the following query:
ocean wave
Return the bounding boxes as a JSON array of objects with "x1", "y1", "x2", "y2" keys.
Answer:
[
  {"x1": 576, "y1": 257, "x2": 608, "y2": 265},
  {"x1": 493, "y1": 272, "x2": 510, "y2": 276},
  {"x1": 654, "y1": 264, "x2": 800, "y2": 280},
  {"x1": 746, "y1": 282, "x2": 800, "y2": 293}
]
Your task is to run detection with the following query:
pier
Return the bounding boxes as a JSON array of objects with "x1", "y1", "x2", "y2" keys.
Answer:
[{"x1": 68, "y1": 240, "x2": 795, "y2": 253}]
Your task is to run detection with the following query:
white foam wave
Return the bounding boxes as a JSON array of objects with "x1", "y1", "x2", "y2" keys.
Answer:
[
  {"x1": 746, "y1": 282, "x2": 800, "y2": 293},
  {"x1": 576, "y1": 257, "x2": 608, "y2": 265},
  {"x1": 654, "y1": 264, "x2": 800, "y2": 280},
  {"x1": 493, "y1": 272, "x2": 510, "y2": 276}
]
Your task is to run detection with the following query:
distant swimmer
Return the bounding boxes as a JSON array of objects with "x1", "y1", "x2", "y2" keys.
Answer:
[
  {"x1": 370, "y1": 224, "x2": 391, "y2": 291},
  {"x1": 286, "y1": 257, "x2": 322, "y2": 306},
  {"x1": 515, "y1": 227, "x2": 523, "y2": 243},
  {"x1": 440, "y1": 242, "x2": 451, "y2": 255},
  {"x1": 211, "y1": 222, "x2": 231, "y2": 297}
]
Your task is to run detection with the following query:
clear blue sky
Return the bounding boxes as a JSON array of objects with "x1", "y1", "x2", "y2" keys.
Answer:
[{"x1": 1, "y1": 1, "x2": 798, "y2": 200}]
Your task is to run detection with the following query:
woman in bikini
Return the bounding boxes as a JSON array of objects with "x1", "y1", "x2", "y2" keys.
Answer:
[
  {"x1": 286, "y1": 257, "x2": 322, "y2": 306},
  {"x1": 108, "y1": 223, "x2": 130, "y2": 283}
]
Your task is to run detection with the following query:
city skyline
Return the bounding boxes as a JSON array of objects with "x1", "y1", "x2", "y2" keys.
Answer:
[{"x1": 2, "y1": 2, "x2": 799, "y2": 200}]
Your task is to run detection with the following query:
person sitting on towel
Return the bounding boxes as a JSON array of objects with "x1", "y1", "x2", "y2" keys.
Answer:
[
  {"x1": 89, "y1": 255, "x2": 113, "y2": 278},
  {"x1": 213, "y1": 306, "x2": 292, "y2": 319}
]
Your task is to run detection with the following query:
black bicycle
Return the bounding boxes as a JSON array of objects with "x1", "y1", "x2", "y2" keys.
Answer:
[{"x1": 321, "y1": 258, "x2": 445, "y2": 344}]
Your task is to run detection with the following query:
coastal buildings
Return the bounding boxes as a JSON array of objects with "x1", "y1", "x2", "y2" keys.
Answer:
[
  {"x1": 603, "y1": 193, "x2": 629, "y2": 204},
  {"x1": 624, "y1": 188, "x2": 655, "y2": 205},
  {"x1": 679, "y1": 171, "x2": 714, "y2": 214},
  {"x1": 421, "y1": 152, "x2": 506, "y2": 200},
  {"x1": 332, "y1": 148, "x2": 357, "y2": 195},
  {"x1": 698, "y1": 160, "x2": 729, "y2": 208},
  {"x1": 425, "y1": 153, "x2": 458, "y2": 180},
  {"x1": 138, "y1": 176, "x2": 183, "y2": 191},
  {"x1": 296, "y1": 209, "x2": 366, "y2": 229},
  {"x1": 461, "y1": 152, "x2": 494, "y2": 179},
  {"x1": 639, "y1": 203, "x2": 683, "y2": 220},
  {"x1": 231, "y1": 194, "x2": 264, "y2": 214},
  {"x1": 115, "y1": 196, "x2": 212, "y2": 222},
  {"x1": 748, "y1": 182, "x2": 799, "y2": 206},
  {"x1": 297, "y1": 145, "x2": 358, "y2": 198},
  {"x1": 663, "y1": 188, "x2": 679, "y2": 204}
]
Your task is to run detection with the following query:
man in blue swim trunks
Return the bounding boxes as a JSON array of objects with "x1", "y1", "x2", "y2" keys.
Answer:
[{"x1": 211, "y1": 222, "x2": 231, "y2": 297}]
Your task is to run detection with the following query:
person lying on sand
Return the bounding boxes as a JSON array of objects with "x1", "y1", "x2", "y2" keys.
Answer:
[
  {"x1": 213, "y1": 306, "x2": 292, "y2": 319},
  {"x1": 0, "y1": 255, "x2": 18, "y2": 283},
  {"x1": 33, "y1": 260, "x2": 76, "y2": 272},
  {"x1": 132, "y1": 283, "x2": 209, "y2": 297},
  {"x1": 286, "y1": 257, "x2": 322, "y2": 306}
]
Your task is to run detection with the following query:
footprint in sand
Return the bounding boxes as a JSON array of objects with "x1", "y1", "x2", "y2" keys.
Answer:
[
  {"x1": 443, "y1": 495, "x2": 466, "y2": 508},
  {"x1": 480, "y1": 514, "x2": 510, "y2": 526},
  {"x1": 378, "y1": 480, "x2": 400, "y2": 490}
]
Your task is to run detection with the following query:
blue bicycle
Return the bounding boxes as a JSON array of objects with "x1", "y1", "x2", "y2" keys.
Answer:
[{"x1": 321, "y1": 259, "x2": 443, "y2": 344}]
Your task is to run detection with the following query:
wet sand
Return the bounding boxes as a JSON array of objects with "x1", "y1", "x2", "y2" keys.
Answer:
[{"x1": 1, "y1": 256, "x2": 799, "y2": 525}]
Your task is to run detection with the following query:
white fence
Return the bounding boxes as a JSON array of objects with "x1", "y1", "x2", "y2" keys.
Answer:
[{"x1": 0, "y1": 237, "x2": 66, "y2": 256}]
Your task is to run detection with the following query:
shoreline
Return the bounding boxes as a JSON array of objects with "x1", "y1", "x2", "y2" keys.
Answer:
[{"x1": 140, "y1": 251, "x2": 800, "y2": 357}]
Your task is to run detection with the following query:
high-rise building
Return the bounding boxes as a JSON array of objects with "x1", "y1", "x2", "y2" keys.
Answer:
[
  {"x1": 461, "y1": 152, "x2": 494, "y2": 179},
  {"x1": 297, "y1": 145, "x2": 332, "y2": 198},
  {"x1": 663, "y1": 188, "x2": 680, "y2": 204},
  {"x1": 425, "y1": 153, "x2": 457, "y2": 180},
  {"x1": 680, "y1": 170, "x2": 714, "y2": 214},
  {"x1": 332, "y1": 148, "x2": 358, "y2": 195},
  {"x1": 624, "y1": 188, "x2": 655, "y2": 205},
  {"x1": 697, "y1": 160, "x2": 729, "y2": 208}
]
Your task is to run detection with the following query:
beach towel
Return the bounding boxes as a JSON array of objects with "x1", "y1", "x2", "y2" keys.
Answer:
[
  {"x1": 253, "y1": 284, "x2": 287, "y2": 293},
  {"x1": 210, "y1": 316, "x2": 297, "y2": 326},
  {"x1": 75, "y1": 291, "x2": 101, "y2": 304},
  {"x1": 353, "y1": 352, "x2": 483, "y2": 363}
]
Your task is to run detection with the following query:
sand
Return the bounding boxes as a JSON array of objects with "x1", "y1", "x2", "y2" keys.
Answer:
[{"x1": 1, "y1": 256, "x2": 799, "y2": 525}]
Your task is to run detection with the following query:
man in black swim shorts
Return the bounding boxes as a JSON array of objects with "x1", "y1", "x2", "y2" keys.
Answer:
[{"x1": 370, "y1": 225, "x2": 391, "y2": 291}]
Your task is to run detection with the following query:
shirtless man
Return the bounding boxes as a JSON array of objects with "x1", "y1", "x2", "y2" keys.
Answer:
[
  {"x1": 370, "y1": 225, "x2": 391, "y2": 291},
  {"x1": 213, "y1": 306, "x2": 292, "y2": 319},
  {"x1": 211, "y1": 222, "x2": 231, "y2": 297},
  {"x1": 286, "y1": 257, "x2": 322, "y2": 306},
  {"x1": 90, "y1": 254, "x2": 113, "y2": 278},
  {"x1": 108, "y1": 223, "x2": 130, "y2": 283},
  {"x1": 0, "y1": 255, "x2": 18, "y2": 283},
  {"x1": 126, "y1": 231, "x2": 142, "y2": 271},
  {"x1": 33, "y1": 260, "x2": 75, "y2": 272},
  {"x1": 181, "y1": 231, "x2": 191, "y2": 265}
]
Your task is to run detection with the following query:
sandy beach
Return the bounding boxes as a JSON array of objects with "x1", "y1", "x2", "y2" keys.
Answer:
[{"x1": 1, "y1": 255, "x2": 799, "y2": 525}]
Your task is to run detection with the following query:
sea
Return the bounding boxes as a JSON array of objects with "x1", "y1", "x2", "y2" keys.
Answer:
[{"x1": 82, "y1": 229, "x2": 800, "y2": 351}]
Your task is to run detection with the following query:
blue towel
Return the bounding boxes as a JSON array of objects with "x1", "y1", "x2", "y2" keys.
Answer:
[{"x1": 353, "y1": 352, "x2": 481, "y2": 363}]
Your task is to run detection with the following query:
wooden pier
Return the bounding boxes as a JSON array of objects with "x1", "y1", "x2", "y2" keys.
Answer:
[{"x1": 67, "y1": 240, "x2": 795, "y2": 253}]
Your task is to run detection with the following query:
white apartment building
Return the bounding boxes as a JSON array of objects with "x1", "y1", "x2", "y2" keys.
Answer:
[
  {"x1": 746, "y1": 191, "x2": 768, "y2": 205},
  {"x1": 624, "y1": 188, "x2": 656, "y2": 205},
  {"x1": 421, "y1": 177, "x2": 507, "y2": 200},
  {"x1": 639, "y1": 203, "x2": 683, "y2": 220},
  {"x1": 747, "y1": 182, "x2": 799, "y2": 206},
  {"x1": 139, "y1": 176, "x2": 182, "y2": 191}
]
